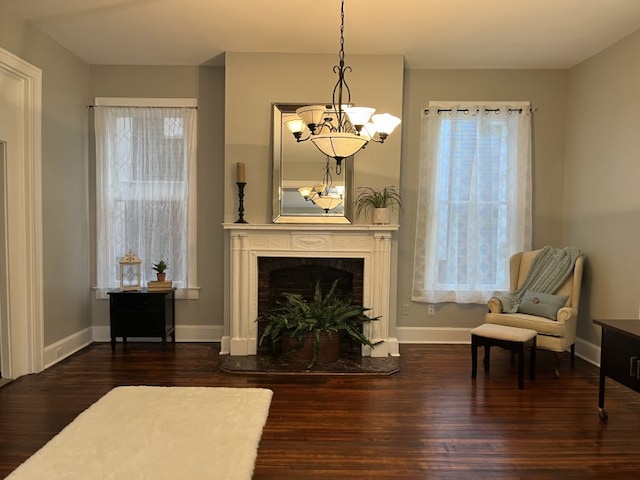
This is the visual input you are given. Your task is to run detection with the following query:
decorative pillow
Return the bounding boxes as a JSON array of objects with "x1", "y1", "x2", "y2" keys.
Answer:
[{"x1": 518, "y1": 290, "x2": 568, "y2": 320}]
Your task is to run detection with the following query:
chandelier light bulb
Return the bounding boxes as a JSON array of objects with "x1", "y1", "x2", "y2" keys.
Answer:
[
  {"x1": 296, "y1": 105, "x2": 328, "y2": 133},
  {"x1": 313, "y1": 183, "x2": 327, "y2": 194},
  {"x1": 345, "y1": 106, "x2": 375, "y2": 130},
  {"x1": 371, "y1": 113, "x2": 401, "y2": 137},
  {"x1": 360, "y1": 123, "x2": 377, "y2": 140},
  {"x1": 298, "y1": 186, "x2": 313, "y2": 199},
  {"x1": 284, "y1": 116, "x2": 305, "y2": 135}
]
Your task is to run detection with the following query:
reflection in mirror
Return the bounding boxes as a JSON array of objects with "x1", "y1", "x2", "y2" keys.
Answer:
[{"x1": 272, "y1": 103, "x2": 353, "y2": 223}]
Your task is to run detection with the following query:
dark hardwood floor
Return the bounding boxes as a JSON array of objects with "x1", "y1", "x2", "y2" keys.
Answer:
[{"x1": 1, "y1": 342, "x2": 639, "y2": 479}]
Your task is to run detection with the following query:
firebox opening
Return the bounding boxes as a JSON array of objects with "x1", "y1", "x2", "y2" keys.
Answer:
[{"x1": 257, "y1": 257, "x2": 364, "y2": 354}]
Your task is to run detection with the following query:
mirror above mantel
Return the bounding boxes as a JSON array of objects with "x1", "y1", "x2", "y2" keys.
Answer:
[{"x1": 272, "y1": 103, "x2": 354, "y2": 224}]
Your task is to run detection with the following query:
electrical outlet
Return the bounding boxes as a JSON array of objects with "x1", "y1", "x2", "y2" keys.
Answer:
[
  {"x1": 55, "y1": 347, "x2": 63, "y2": 358},
  {"x1": 402, "y1": 304, "x2": 409, "y2": 315},
  {"x1": 427, "y1": 304, "x2": 435, "y2": 316}
]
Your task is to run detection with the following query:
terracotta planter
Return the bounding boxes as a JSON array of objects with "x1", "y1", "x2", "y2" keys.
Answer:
[
  {"x1": 372, "y1": 207, "x2": 390, "y2": 225},
  {"x1": 281, "y1": 332, "x2": 340, "y2": 364},
  {"x1": 156, "y1": 273, "x2": 166, "y2": 282}
]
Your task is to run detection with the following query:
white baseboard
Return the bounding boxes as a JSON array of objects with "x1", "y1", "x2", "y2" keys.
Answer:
[
  {"x1": 44, "y1": 328, "x2": 93, "y2": 368},
  {"x1": 397, "y1": 327, "x2": 472, "y2": 344},
  {"x1": 387, "y1": 337, "x2": 400, "y2": 356},
  {"x1": 220, "y1": 336, "x2": 230, "y2": 355},
  {"x1": 397, "y1": 326, "x2": 602, "y2": 366},
  {"x1": 575, "y1": 337, "x2": 601, "y2": 366},
  {"x1": 43, "y1": 325, "x2": 223, "y2": 370},
  {"x1": 174, "y1": 325, "x2": 223, "y2": 342},
  {"x1": 91, "y1": 324, "x2": 223, "y2": 343}
]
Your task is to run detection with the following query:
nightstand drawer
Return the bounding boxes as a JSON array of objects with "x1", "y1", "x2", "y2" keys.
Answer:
[{"x1": 112, "y1": 294, "x2": 164, "y2": 312}]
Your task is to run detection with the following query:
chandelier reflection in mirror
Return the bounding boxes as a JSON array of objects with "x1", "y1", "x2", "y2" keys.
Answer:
[
  {"x1": 283, "y1": 0, "x2": 400, "y2": 175},
  {"x1": 298, "y1": 158, "x2": 345, "y2": 212}
]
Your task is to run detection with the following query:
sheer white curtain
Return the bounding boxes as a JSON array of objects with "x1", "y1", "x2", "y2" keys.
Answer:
[
  {"x1": 412, "y1": 101, "x2": 532, "y2": 304},
  {"x1": 95, "y1": 102, "x2": 197, "y2": 296}
]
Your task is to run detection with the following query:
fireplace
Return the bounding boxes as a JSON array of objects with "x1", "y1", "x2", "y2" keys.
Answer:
[{"x1": 222, "y1": 224, "x2": 398, "y2": 357}]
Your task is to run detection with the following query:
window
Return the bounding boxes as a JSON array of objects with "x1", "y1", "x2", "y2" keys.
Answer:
[
  {"x1": 412, "y1": 102, "x2": 532, "y2": 304},
  {"x1": 94, "y1": 98, "x2": 198, "y2": 299}
]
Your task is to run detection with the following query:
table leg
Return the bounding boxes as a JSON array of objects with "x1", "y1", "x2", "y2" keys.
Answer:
[
  {"x1": 598, "y1": 369, "x2": 608, "y2": 422},
  {"x1": 471, "y1": 336, "x2": 478, "y2": 379},
  {"x1": 484, "y1": 344, "x2": 491, "y2": 372},
  {"x1": 530, "y1": 338, "x2": 536, "y2": 381}
]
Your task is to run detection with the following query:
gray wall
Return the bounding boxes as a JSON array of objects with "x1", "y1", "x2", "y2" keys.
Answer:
[
  {"x1": 397, "y1": 69, "x2": 569, "y2": 330},
  {"x1": 0, "y1": 6, "x2": 91, "y2": 346},
  {"x1": 223, "y1": 52, "x2": 404, "y2": 224},
  {"x1": 88, "y1": 65, "x2": 226, "y2": 330},
  {"x1": 564, "y1": 29, "x2": 640, "y2": 346}
]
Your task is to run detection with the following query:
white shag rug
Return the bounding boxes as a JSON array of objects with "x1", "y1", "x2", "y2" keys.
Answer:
[{"x1": 7, "y1": 386, "x2": 273, "y2": 480}]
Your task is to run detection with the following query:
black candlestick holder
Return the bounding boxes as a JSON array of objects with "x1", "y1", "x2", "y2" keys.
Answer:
[{"x1": 235, "y1": 182, "x2": 248, "y2": 224}]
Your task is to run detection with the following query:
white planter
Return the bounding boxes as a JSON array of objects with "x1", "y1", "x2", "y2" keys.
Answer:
[{"x1": 372, "y1": 207, "x2": 390, "y2": 225}]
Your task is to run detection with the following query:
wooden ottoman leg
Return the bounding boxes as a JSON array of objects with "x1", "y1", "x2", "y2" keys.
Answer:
[
  {"x1": 530, "y1": 337, "x2": 536, "y2": 381},
  {"x1": 484, "y1": 343, "x2": 491, "y2": 372},
  {"x1": 518, "y1": 342, "x2": 525, "y2": 389}
]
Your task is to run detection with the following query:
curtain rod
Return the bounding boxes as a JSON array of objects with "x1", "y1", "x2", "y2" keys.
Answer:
[
  {"x1": 424, "y1": 106, "x2": 536, "y2": 115},
  {"x1": 87, "y1": 105, "x2": 198, "y2": 109}
]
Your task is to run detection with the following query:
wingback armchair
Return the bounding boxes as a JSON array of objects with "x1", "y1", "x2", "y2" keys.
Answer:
[{"x1": 485, "y1": 249, "x2": 584, "y2": 376}]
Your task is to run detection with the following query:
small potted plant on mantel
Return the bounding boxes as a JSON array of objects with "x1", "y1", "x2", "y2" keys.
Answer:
[
  {"x1": 258, "y1": 280, "x2": 382, "y2": 369},
  {"x1": 354, "y1": 186, "x2": 402, "y2": 225},
  {"x1": 151, "y1": 261, "x2": 168, "y2": 282}
]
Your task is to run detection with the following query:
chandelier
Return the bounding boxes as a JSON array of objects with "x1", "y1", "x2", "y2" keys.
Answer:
[
  {"x1": 297, "y1": 158, "x2": 344, "y2": 213},
  {"x1": 283, "y1": 0, "x2": 401, "y2": 174}
]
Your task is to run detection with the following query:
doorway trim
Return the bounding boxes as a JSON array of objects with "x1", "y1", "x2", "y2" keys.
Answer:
[{"x1": 0, "y1": 46, "x2": 44, "y2": 379}]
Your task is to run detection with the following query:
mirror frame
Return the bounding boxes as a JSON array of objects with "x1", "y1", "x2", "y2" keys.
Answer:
[{"x1": 272, "y1": 103, "x2": 354, "y2": 224}]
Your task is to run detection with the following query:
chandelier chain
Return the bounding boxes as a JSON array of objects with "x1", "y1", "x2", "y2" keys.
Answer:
[
  {"x1": 322, "y1": 157, "x2": 333, "y2": 188},
  {"x1": 339, "y1": 0, "x2": 345, "y2": 65},
  {"x1": 332, "y1": 0, "x2": 351, "y2": 137}
]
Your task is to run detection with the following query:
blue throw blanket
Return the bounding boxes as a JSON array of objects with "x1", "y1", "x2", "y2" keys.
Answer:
[{"x1": 498, "y1": 246, "x2": 582, "y2": 313}]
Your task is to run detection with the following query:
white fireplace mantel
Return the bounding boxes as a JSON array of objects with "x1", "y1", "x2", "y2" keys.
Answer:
[{"x1": 222, "y1": 223, "x2": 399, "y2": 358}]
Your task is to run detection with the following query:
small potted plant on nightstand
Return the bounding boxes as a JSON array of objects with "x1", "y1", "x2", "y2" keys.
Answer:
[
  {"x1": 354, "y1": 186, "x2": 402, "y2": 224},
  {"x1": 152, "y1": 261, "x2": 168, "y2": 282}
]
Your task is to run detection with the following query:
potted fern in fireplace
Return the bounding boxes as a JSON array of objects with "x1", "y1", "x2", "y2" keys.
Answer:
[{"x1": 258, "y1": 279, "x2": 381, "y2": 369}]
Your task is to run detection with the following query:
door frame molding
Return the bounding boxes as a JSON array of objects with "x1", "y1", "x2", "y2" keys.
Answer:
[{"x1": 0, "y1": 46, "x2": 44, "y2": 378}]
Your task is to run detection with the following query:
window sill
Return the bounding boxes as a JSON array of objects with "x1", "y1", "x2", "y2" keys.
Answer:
[{"x1": 93, "y1": 286, "x2": 200, "y2": 300}]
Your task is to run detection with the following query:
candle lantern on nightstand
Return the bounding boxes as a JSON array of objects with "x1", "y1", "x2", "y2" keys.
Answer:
[{"x1": 119, "y1": 250, "x2": 142, "y2": 291}]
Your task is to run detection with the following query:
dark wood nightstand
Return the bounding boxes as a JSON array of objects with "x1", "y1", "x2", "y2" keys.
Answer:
[
  {"x1": 107, "y1": 288, "x2": 176, "y2": 352},
  {"x1": 593, "y1": 318, "x2": 640, "y2": 421}
]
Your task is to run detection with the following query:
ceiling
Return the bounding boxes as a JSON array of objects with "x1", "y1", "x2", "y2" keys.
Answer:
[{"x1": 2, "y1": 0, "x2": 640, "y2": 69}]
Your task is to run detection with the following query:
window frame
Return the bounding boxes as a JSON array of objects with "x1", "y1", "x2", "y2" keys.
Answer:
[
  {"x1": 93, "y1": 97, "x2": 199, "y2": 300},
  {"x1": 412, "y1": 101, "x2": 532, "y2": 304}
]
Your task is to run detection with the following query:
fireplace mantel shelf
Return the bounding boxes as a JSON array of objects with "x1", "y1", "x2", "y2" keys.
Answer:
[{"x1": 223, "y1": 223, "x2": 399, "y2": 359}]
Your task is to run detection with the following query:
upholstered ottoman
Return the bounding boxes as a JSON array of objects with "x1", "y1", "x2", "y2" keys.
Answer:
[{"x1": 471, "y1": 323, "x2": 537, "y2": 389}]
